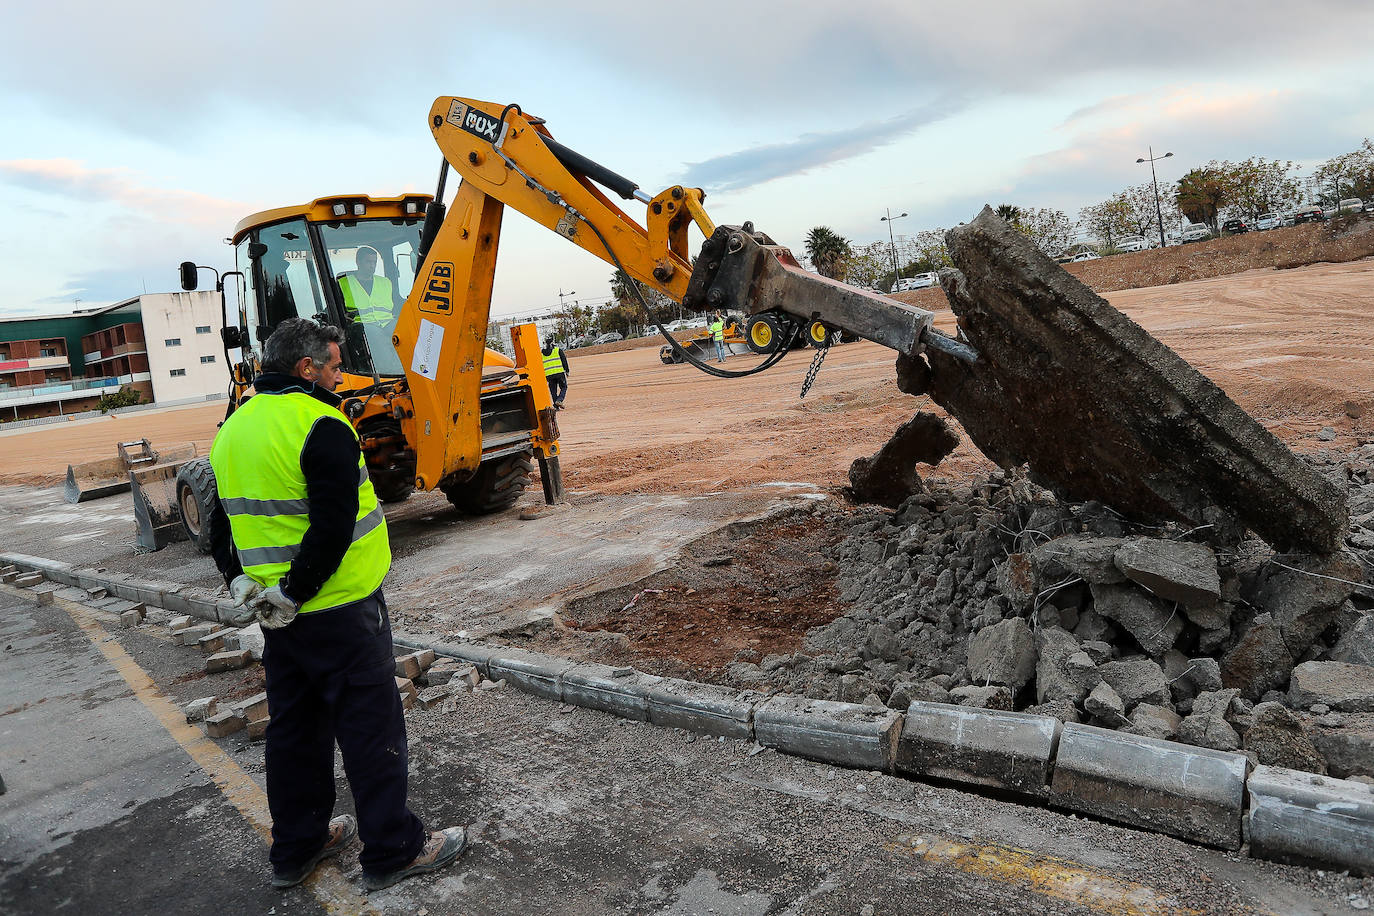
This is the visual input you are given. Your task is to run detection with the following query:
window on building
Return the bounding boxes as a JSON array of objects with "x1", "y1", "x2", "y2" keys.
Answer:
[
  {"x1": 166, "y1": 338, "x2": 181, "y2": 347},
  {"x1": 40, "y1": 347, "x2": 57, "y2": 357},
  {"x1": 200, "y1": 355, "x2": 215, "y2": 364},
  {"x1": 195, "y1": 325, "x2": 212, "y2": 334},
  {"x1": 170, "y1": 368, "x2": 187, "y2": 377}
]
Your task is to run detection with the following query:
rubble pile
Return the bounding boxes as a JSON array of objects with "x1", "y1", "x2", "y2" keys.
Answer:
[{"x1": 726, "y1": 444, "x2": 1374, "y2": 780}]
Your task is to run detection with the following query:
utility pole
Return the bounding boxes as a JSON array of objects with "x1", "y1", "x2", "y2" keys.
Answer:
[
  {"x1": 880, "y1": 209, "x2": 907, "y2": 287},
  {"x1": 1136, "y1": 146, "x2": 1173, "y2": 249}
]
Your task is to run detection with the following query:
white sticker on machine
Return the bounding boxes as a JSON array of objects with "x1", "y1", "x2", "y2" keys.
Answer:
[{"x1": 412, "y1": 319, "x2": 443, "y2": 381}]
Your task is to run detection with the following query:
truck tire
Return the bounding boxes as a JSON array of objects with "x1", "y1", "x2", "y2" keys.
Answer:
[
  {"x1": 441, "y1": 450, "x2": 534, "y2": 515},
  {"x1": 176, "y1": 457, "x2": 220, "y2": 555},
  {"x1": 746, "y1": 315, "x2": 781, "y2": 354}
]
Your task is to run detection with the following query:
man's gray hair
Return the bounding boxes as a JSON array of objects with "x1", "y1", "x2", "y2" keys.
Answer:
[{"x1": 262, "y1": 317, "x2": 345, "y2": 376}]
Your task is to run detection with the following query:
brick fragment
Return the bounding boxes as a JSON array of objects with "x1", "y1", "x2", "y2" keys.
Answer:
[
  {"x1": 233, "y1": 691, "x2": 269, "y2": 721},
  {"x1": 396, "y1": 676, "x2": 418, "y2": 710},
  {"x1": 395, "y1": 654, "x2": 422, "y2": 680},
  {"x1": 35, "y1": 589, "x2": 55, "y2": 606},
  {"x1": 16, "y1": 573, "x2": 44, "y2": 588},
  {"x1": 85, "y1": 585, "x2": 107, "y2": 600},
  {"x1": 205, "y1": 710, "x2": 247, "y2": 737},
  {"x1": 119, "y1": 609, "x2": 141, "y2": 628},
  {"x1": 168, "y1": 615, "x2": 193, "y2": 631},
  {"x1": 198, "y1": 631, "x2": 228, "y2": 654},
  {"x1": 246, "y1": 717, "x2": 270, "y2": 741},
  {"x1": 206, "y1": 649, "x2": 252, "y2": 673},
  {"x1": 184, "y1": 697, "x2": 218, "y2": 723},
  {"x1": 425, "y1": 662, "x2": 478, "y2": 688},
  {"x1": 418, "y1": 685, "x2": 450, "y2": 709},
  {"x1": 0, "y1": 571, "x2": 18, "y2": 584},
  {"x1": 415, "y1": 648, "x2": 436, "y2": 670}
]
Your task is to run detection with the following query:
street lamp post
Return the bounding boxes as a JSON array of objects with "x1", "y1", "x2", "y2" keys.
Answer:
[
  {"x1": 1136, "y1": 146, "x2": 1174, "y2": 249},
  {"x1": 557, "y1": 288, "x2": 576, "y2": 309},
  {"x1": 880, "y1": 209, "x2": 908, "y2": 287}
]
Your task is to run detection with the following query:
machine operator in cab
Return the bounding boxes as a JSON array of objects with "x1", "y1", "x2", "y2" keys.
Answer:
[{"x1": 339, "y1": 246, "x2": 398, "y2": 326}]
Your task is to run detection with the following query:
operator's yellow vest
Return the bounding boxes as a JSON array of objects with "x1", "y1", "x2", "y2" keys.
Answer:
[
  {"x1": 543, "y1": 347, "x2": 564, "y2": 376},
  {"x1": 209, "y1": 390, "x2": 390, "y2": 613},
  {"x1": 710, "y1": 320, "x2": 725, "y2": 342},
  {"x1": 340, "y1": 274, "x2": 395, "y2": 325}
]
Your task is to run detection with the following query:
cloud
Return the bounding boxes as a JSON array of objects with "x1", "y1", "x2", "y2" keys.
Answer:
[
  {"x1": 0, "y1": 159, "x2": 249, "y2": 228},
  {"x1": 680, "y1": 97, "x2": 964, "y2": 192}
]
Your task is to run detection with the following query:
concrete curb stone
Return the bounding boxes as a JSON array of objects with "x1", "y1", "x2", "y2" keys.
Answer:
[
  {"x1": 754, "y1": 696, "x2": 903, "y2": 770},
  {"x1": 1246, "y1": 764, "x2": 1374, "y2": 876},
  {"x1": 560, "y1": 662, "x2": 662, "y2": 721},
  {"x1": 896, "y1": 702, "x2": 1061, "y2": 796},
  {"x1": 647, "y1": 678, "x2": 760, "y2": 740},
  {"x1": 1049, "y1": 722, "x2": 1248, "y2": 849},
  {"x1": 486, "y1": 647, "x2": 575, "y2": 700}
]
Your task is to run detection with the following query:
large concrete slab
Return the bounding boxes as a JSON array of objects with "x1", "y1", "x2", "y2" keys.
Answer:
[
  {"x1": 915, "y1": 206, "x2": 1347, "y2": 553},
  {"x1": 647, "y1": 677, "x2": 760, "y2": 740},
  {"x1": 1049, "y1": 722, "x2": 1248, "y2": 849},
  {"x1": 1247, "y1": 764, "x2": 1374, "y2": 876}
]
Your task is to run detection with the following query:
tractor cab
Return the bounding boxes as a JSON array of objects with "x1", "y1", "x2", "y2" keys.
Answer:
[{"x1": 227, "y1": 194, "x2": 513, "y2": 384}]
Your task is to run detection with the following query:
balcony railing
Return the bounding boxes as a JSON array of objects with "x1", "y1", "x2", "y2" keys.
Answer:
[{"x1": 0, "y1": 374, "x2": 147, "y2": 403}]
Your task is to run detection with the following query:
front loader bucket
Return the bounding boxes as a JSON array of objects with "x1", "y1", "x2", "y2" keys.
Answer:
[
  {"x1": 131, "y1": 461, "x2": 191, "y2": 552},
  {"x1": 64, "y1": 456, "x2": 133, "y2": 503}
]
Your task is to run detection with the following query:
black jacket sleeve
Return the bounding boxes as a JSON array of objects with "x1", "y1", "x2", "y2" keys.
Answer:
[
  {"x1": 280, "y1": 417, "x2": 360, "y2": 605},
  {"x1": 560, "y1": 350, "x2": 569, "y2": 375},
  {"x1": 209, "y1": 493, "x2": 242, "y2": 588}
]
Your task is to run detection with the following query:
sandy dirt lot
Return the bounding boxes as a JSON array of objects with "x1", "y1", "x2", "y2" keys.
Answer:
[{"x1": 3, "y1": 257, "x2": 1372, "y2": 494}]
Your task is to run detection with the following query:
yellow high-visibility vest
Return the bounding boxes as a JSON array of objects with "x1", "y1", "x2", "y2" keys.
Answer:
[
  {"x1": 543, "y1": 347, "x2": 565, "y2": 377},
  {"x1": 340, "y1": 274, "x2": 395, "y2": 325},
  {"x1": 710, "y1": 320, "x2": 725, "y2": 342},
  {"x1": 209, "y1": 390, "x2": 389, "y2": 613}
]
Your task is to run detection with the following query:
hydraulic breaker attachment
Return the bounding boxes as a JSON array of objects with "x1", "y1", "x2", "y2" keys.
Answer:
[{"x1": 681, "y1": 225, "x2": 977, "y2": 364}]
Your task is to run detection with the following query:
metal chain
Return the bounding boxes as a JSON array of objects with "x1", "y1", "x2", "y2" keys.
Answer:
[{"x1": 799, "y1": 338, "x2": 830, "y2": 399}]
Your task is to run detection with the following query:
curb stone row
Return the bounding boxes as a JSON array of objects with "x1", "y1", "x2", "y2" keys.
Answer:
[{"x1": 4, "y1": 550, "x2": 1371, "y2": 877}]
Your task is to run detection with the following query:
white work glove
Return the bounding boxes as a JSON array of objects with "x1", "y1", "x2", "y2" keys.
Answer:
[
  {"x1": 229, "y1": 574, "x2": 262, "y2": 607},
  {"x1": 251, "y1": 584, "x2": 300, "y2": 630}
]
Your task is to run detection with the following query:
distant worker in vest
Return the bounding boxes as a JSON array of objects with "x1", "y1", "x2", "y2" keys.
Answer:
[
  {"x1": 207, "y1": 317, "x2": 466, "y2": 893},
  {"x1": 339, "y1": 246, "x2": 397, "y2": 326},
  {"x1": 542, "y1": 337, "x2": 569, "y2": 410},
  {"x1": 710, "y1": 311, "x2": 726, "y2": 362}
]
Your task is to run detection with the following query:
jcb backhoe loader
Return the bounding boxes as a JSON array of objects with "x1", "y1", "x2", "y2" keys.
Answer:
[{"x1": 161, "y1": 193, "x2": 563, "y2": 552}]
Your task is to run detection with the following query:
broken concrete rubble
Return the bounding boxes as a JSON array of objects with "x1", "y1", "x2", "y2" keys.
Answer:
[
  {"x1": 909, "y1": 206, "x2": 1348, "y2": 554},
  {"x1": 847, "y1": 412, "x2": 958, "y2": 508}
]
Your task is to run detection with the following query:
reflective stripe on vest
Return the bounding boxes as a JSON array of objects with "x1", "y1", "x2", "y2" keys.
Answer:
[
  {"x1": 542, "y1": 347, "x2": 564, "y2": 376},
  {"x1": 340, "y1": 274, "x2": 395, "y2": 324},
  {"x1": 209, "y1": 390, "x2": 390, "y2": 613},
  {"x1": 710, "y1": 321, "x2": 724, "y2": 341}
]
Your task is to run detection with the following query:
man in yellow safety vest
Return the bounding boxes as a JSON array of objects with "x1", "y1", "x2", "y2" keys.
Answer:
[
  {"x1": 339, "y1": 247, "x2": 396, "y2": 326},
  {"x1": 208, "y1": 317, "x2": 466, "y2": 892},
  {"x1": 541, "y1": 338, "x2": 569, "y2": 409},
  {"x1": 709, "y1": 311, "x2": 726, "y2": 362}
]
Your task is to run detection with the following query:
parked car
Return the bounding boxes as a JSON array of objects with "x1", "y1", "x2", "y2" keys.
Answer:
[
  {"x1": 566, "y1": 335, "x2": 588, "y2": 349},
  {"x1": 1117, "y1": 236, "x2": 1151, "y2": 252},
  {"x1": 893, "y1": 272, "x2": 938, "y2": 292},
  {"x1": 1293, "y1": 206, "x2": 1325, "y2": 224},
  {"x1": 1070, "y1": 250, "x2": 1101, "y2": 262},
  {"x1": 1256, "y1": 213, "x2": 1282, "y2": 231},
  {"x1": 1181, "y1": 223, "x2": 1212, "y2": 243},
  {"x1": 1221, "y1": 218, "x2": 1249, "y2": 234},
  {"x1": 1337, "y1": 198, "x2": 1365, "y2": 215},
  {"x1": 592, "y1": 331, "x2": 623, "y2": 345}
]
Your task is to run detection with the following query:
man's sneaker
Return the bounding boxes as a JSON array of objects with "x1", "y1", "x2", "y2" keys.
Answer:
[
  {"x1": 362, "y1": 827, "x2": 467, "y2": 892},
  {"x1": 272, "y1": 814, "x2": 357, "y2": 889}
]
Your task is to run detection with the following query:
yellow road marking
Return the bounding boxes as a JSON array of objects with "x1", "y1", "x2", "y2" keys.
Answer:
[
  {"x1": 31, "y1": 588, "x2": 377, "y2": 915},
  {"x1": 885, "y1": 833, "x2": 1267, "y2": 916}
]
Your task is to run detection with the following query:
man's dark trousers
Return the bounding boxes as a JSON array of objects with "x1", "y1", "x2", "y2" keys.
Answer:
[
  {"x1": 547, "y1": 373, "x2": 567, "y2": 405},
  {"x1": 261, "y1": 590, "x2": 425, "y2": 874}
]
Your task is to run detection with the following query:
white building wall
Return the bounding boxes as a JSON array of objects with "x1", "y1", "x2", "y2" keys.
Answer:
[{"x1": 139, "y1": 292, "x2": 227, "y2": 403}]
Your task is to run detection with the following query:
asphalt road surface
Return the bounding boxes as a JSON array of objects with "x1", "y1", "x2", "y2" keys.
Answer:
[{"x1": 3, "y1": 586, "x2": 1368, "y2": 915}]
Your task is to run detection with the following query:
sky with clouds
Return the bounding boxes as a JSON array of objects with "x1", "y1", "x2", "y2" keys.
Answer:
[{"x1": 2, "y1": 0, "x2": 1372, "y2": 320}]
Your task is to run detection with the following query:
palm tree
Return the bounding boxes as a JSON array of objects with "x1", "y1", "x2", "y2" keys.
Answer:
[
  {"x1": 995, "y1": 204, "x2": 1023, "y2": 225},
  {"x1": 804, "y1": 226, "x2": 852, "y2": 279}
]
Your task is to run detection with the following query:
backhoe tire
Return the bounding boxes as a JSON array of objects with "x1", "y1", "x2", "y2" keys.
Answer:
[
  {"x1": 441, "y1": 450, "x2": 534, "y2": 515},
  {"x1": 370, "y1": 473, "x2": 415, "y2": 504},
  {"x1": 746, "y1": 315, "x2": 781, "y2": 354},
  {"x1": 175, "y1": 457, "x2": 220, "y2": 555},
  {"x1": 805, "y1": 320, "x2": 838, "y2": 349}
]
